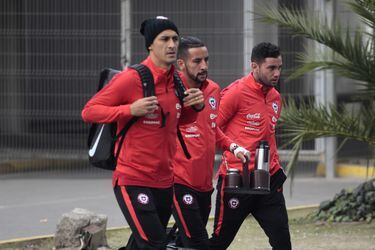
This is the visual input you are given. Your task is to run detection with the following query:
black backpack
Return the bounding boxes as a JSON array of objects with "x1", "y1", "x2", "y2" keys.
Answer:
[{"x1": 87, "y1": 64, "x2": 190, "y2": 170}]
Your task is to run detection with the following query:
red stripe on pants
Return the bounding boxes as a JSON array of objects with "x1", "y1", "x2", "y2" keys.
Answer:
[
  {"x1": 214, "y1": 179, "x2": 225, "y2": 236},
  {"x1": 120, "y1": 186, "x2": 148, "y2": 241},
  {"x1": 173, "y1": 194, "x2": 191, "y2": 238}
]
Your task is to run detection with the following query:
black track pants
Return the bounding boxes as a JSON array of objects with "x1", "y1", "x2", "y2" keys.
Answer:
[
  {"x1": 172, "y1": 184, "x2": 213, "y2": 250},
  {"x1": 114, "y1": 185, "x2": 173, "y2": 250},
  {"x1": 209, "y1": 169, "x2": 291, "y2": 250}
]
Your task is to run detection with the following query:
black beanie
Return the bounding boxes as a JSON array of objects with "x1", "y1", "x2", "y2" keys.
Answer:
[{"x1": 140, "y1": 16, "x2": 179, "y2": 50}]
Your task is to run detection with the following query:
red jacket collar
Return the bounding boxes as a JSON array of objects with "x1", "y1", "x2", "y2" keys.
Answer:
[
  {"x1": 245, "y1": 72, "x2": 273, "y2": 94},
  {"x1": 142, "y1": 56, "x2": 175, "y2": 79}
]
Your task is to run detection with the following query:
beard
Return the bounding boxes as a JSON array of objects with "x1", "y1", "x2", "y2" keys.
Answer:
[
  {"x1": 186, "y1": 67, "x2": 208, "y2": 86},
  {"x1": 257, "y1": 73, "x2": 278, "y2": 87}
]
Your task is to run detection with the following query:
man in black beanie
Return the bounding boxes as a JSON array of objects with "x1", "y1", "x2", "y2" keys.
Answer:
[
  {"x1": 82, "y1": 16, "x2": 204, "y2": 250},
  {"x1": 140, "y1": 16, "x2": 179, "y2": 51}
]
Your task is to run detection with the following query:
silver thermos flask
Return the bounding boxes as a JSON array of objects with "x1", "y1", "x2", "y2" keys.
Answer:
[{"x1": 250, "y1": 140, "x2": 270, "y2": 191}]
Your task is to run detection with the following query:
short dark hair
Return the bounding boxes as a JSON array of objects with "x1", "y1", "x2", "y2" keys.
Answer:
[
  {"x1": 251, "y1": 42, "x2": 281, "y2": 64},
  {"x1": 178, "y1": 36, "x2": 205, "y2": 60}
]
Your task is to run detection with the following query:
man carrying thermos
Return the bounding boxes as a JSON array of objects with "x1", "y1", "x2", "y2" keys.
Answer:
[{"x1": 209, "y1": 42, "x2": 291, "y2": 250}]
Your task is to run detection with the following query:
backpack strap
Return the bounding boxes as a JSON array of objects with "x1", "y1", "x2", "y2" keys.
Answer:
[
  {"x1": 114, "y1": 117, "x2": 137, "y2": 159},
  {"x1": 116, "y1": 65, "x2": 191, "y2": 160},
  {"x1": 129, "y1": 64, "x2": 155, "y2": 97},
  {"x1": 173, "y1": 71, "x2": 204, "y2": 112},
  {"x1": 113, "y1": 64, "x2": 155, "y2": 160},
  {"x1": 173, "y1": 71, "x2": 187, "y2": 104},
  {"x1": 177, "y1": 127, "x2": 191, "y2": 159},
  {"x1": 173, "y1": 72, "x2": 192, "y2": 159}
]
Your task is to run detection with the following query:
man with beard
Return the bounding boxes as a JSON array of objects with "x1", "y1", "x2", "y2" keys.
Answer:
[
  {"x1": 208, "y1": 42, "x2": 291, "y2": 249},
  {"x1": 82, "y1": 18, "x2": 204, "y2": 249},
  {"x1": 171, "y1": 36, "x2": 249, "y2": 249}
]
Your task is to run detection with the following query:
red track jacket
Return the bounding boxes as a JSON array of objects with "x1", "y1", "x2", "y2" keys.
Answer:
[
  {"x1": 173, "y1": 75, "x2": 232, "y2": 192},
  {"x1": 82, "y1": 57, "x2": 197, "y2": 188},
  {"x1": 217, "y1": 73, "x2": 282, "y2": 177}
]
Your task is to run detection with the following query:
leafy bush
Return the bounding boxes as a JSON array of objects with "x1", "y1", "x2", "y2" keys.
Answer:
[{"x1": 312, "y1": 179, "x2": 375, "y2": 222}]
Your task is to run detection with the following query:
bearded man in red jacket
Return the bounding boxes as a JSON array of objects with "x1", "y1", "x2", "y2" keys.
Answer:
[
  {"x1": 209, "y1": 42, "x2": 291, "y2": 250},
  {"x1": 82, "y1": 17, "x2": 204, "y2": 250},
  {"x1": 171, "y1": 36, "x2": 249, "y2": 250}
]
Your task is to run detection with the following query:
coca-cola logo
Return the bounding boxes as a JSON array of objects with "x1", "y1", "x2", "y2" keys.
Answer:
[{"x1": 246, "y1": 113, "x2": 261, "y2": 120}]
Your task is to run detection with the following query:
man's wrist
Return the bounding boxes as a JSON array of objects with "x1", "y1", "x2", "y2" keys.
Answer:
[
  {"x1": 230, "y1": 143, "x2": 238, "y2": 153},
  {"x1": 230, "y1": 143, "x2": 250, "y2": 161}
]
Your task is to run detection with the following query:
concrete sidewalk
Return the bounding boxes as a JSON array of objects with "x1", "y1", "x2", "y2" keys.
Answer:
[{"x1": 0, "y1": 172, "x2": 366, "y2": 241}]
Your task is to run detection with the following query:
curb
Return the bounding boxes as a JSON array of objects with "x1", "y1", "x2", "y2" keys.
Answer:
[
  {"x1": 336, "y1": 164, "x2": 375, "y2": 178},
  {"x1": 0, "y1": 159, "x2": 88, "y2": 175},
  {"x1": 286, "y1": 204, "x2": 319, "y2": 211},
  {"x1": 0, "y1": 205, "x2": 319, "y2": 245},
  {"x1": 0, "y1": 234, "x2": 53, "y2": 245},
  {"x1": 316, "y1": 164, "x2": 375, "y2": 178}
]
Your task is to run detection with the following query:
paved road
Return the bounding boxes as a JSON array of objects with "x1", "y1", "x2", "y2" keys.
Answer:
[{"x1": 0, "y1": 172, "x2": 365, "y2": 241}]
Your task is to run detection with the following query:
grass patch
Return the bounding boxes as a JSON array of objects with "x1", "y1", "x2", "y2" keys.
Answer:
[{"x1": 1, "y1": 207, "x2": 374, "y2": 250}]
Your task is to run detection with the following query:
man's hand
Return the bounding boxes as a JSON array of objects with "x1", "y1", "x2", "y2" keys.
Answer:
[
  {"x1": 130, "y1": 96, "x2": 158, "y2": 117},
  {"x1": 230, "y1": 143, "x2": 250, "y2": 163},
  {"x1": 183, "y1": 88, "x2": 204, "y2": 109}
]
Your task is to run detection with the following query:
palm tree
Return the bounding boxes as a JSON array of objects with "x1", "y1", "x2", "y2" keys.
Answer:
[{"x1": 257, "y1": 0, "x2": 375, "y2": 176}]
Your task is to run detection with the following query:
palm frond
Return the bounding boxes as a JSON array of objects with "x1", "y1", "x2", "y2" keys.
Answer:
[
  {"x1": 279, "y1": 99, "x2": 375, "y2": 146},
  {"x1": 288, "y1": 52, "x2": 375, "y2": 99},
  {"x1": 257, "y1": 1, "x2": 375, "y2": 179},
  {"x1": 285, "y1": 137, "x2": 303, "y2": 195},
  {"x1": 258, "y1": 3, "x2": 375, "y2": 97},
  {"x1": 349, "y1": 0, "x2": 375, "y2": 30}
]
